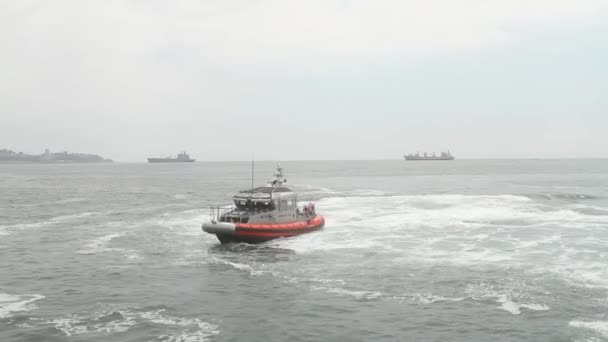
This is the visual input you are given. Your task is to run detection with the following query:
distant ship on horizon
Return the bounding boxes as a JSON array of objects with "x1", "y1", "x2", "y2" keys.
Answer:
[
  {"x1": 404, "y1": 151, "x2": 455, "y2": 161},
  {"x1": 147, "y1": 151, "x2": 195, "y2": 163}
]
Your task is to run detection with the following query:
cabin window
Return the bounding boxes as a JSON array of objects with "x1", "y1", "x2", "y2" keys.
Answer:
[{"x1": 234, "y1": 199, "x2": 251, "y2": 210}]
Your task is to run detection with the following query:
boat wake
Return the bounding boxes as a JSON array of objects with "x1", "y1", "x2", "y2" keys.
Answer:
[
  {"x1": 273, "y1": 192, "x2": 608, "y2": 289},
  {"x1": 569, "y1": 320, "x2": 608, "y2": 339},
  {"x1": 0, "y1": 293, "x2": 45, "y2": 319},
  {"x1": 203, "y1": 189, "x2": 608, "y2": 329},
  {"x1": 0, "y1": 212, "x2": 97, "y2": 235},
  {"x1": 48, "y1": 307, "x2": 219, "y2": 341},
  {"x1": 465, "y1": 281, "x2": 550, "y2": 315},
  {"x1": 76, "y1": 232, "x2": 141, "y2": 261}
]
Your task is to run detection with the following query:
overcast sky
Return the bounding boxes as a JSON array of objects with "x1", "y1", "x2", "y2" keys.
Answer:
[{"x1": 1, "y1": 1, "x2": 607, "y2": 161}]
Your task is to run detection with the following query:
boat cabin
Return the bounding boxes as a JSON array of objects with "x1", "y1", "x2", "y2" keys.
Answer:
[
  {"x1": 215, "y1": 164, "x2": 310, "y2": 224},
  {"x1": 233, "y1": 186, "x2": 297, "y2": 213}
]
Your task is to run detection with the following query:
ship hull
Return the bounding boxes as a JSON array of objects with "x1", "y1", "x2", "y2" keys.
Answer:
[
  {"x1": 203, "y1": 216, "x2": 325, "y2": 244},
  {"x1": 147, "y1": 158, "x2": 195, "y2": 163}
]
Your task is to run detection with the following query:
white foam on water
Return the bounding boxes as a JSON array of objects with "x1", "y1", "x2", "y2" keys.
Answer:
[
  {"x1": 519, "y1": 303, "x2": 550, "y2": 311},
  {"x1": 208, "y1": 258, "x2": 387, "y2": 303},
  {"x1": 270, "y1": 192, "x2": 608, "y2": 289},
  {"x1": 311, "y1": 286, "x2": 383, "y2": 300},
  {"x1": 156, "y1": 209, "x2": 209, "y2": 236},
  {"x1": 1, "y1": 212, "x2": 96, "y2": 232},
  {"x1": 570, "y1": 321, "x2": 608, "y2": 338},
  {"x1": 573, "y1": 338, "x2": 603, "y2": 342},
  {"x1": 318, "y1": 193, "x2": 608, "y2": 230},
  {"x1": 15, "y1": 322, "x2": 36, "y2": 328},
  {"x1": 510, "y1": 234, "x2": 563, "y2": 249},
  {"x1": 0, "y1": 293, "x2": 20, "y2": 302},
  {"x1": 288, "y1": 277, "x2": 398, "y2": 303},
  {"x1": 0, "y1": 293, "x2": 45, "y2": 319},
  {"x1": 50, "y1": 311, "x2": 139, "y2": 336},
  {"x1": 51, "y1": 317, "x2": 91, "y2": 336},
  {"x1": 124, "y1": 251, "x2": 143, "y2": 261},
  {"x1": 75, "y1": 232, "x2": 142, "y2": 260},
  {"x1": 159, "y1": 328, "x2": 220, "y2": 342},
  {"x1": 384, "y1": 293, "x2": 466, "y2": 305},
  {"x1": 412, "y1": 293, "x2": 467, "y2": 305},
  {"x1": 48, "y1": 212, "x2": 96, "y2": 223},
  {"x1": 309, "y1": 277, "x2": 347, "y2": 286},
  {"x1": 307, "y1": 282, "x2": 468, "y2": 304},
  {"x1": 51, "y1": 315, "x2": 134, "y2": 336},
  {"x1": 173, "y1": 250, "x2": 210, "y2": 267},
  {"x1": 269, "y1": 272, "x2": 465, "y2": 306},
  {"x1": 138, "y1": 310, "x2": 220, "y2": 342},
  {"x1": 272, "y1": 230, "x2": 384, "y2": 254},
  {"x1": 539, "y1": 260, "x2": 608, "y2": 289},
  {"x1": 496, "y1": 295, "x2": 522, "y2": 315},
  {"x1": 274, "y1": 194, "x2": 527, "y2": 257},
  {"x1": 21, "y1": 197, "x2": 88, "y2": 207},
  {"x1": 350, "y1": 189, "x2": 394, "y2": 197},
  {"x1": 466, "y1": 282, "x2": 550, "y2": 315},
  {"x1": 208, "y1": 256, "x2": 267, "y2": 276},
  {"x1": 49, "y1": 308, "x2": 219, "y2": 340},
  {"x1": 77, "y1": 233, "x2": 126, "y2": 254},
  {"x1": 56, "y1": 197, "x2": 87, "y2": 204}
]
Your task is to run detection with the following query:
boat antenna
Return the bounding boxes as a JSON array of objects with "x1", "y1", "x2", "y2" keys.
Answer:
[{"x1": 251, "y1": 153, "x2": 254, "y2": 192}]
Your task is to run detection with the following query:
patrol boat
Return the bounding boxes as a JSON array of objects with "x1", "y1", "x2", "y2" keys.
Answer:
[{"x1": 202, "y1": 164, "x2": 325, "y2": 244}]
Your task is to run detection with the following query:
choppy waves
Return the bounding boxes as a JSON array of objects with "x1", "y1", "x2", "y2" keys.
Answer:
[
  {"x1": 209, "y1": 253, "x2": 552, "y2": 316},
  {"x1": 78, "y1": 233, "x2": 126, "y2": 254},
  {"x1": 204, "y1": 188, "x2": 607, "y2": 341},
  {"x1": 465, "y1": 281, "x2": 550, "y2": 315},
  {"x1": 0, "y1": 293, "x2": 45, "y2": 319},
  {"x1": 76, "y1": 232, "x2": 141, "y2": 261},
  {"x1": 0, "y1": 212, "x2": 97, "y2": 235},
  {"x1": 570, "y1": 320, "x2": 608, "y2": 339},
  {"x1": 3, "y1": 176, "x2": 608, "y2": 341},
  {"x1": 48, "y1": 308, "x2": 219, "y2": 341},
  {"x1": 273, "y1": 192, "x2": 608, "y2": 289}
]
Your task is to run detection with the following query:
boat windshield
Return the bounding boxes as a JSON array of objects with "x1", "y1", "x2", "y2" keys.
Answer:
[{"x1": 234, "y1": 199, "x2": 275, "y2": 212}]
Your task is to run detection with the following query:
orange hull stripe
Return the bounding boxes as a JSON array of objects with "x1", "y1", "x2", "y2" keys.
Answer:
[{"x1": 237, "y1": 216, "x2": 324, "y2": 230}]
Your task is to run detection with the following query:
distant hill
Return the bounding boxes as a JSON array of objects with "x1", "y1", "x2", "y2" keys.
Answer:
[{"x1": 0, "y1": 149, "x2": 112, "y2": 164}]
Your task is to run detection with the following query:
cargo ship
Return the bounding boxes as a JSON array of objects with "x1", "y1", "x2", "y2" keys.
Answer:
[
  {"x1": 404, "y1": 151, "x2": 454, "y2": 160},
  {"x1": 147, "y1": 151, "x2": 195, "y2": 163}
]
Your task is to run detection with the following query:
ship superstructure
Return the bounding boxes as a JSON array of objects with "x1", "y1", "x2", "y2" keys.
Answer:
[
  {"x1": 404, "y1": 151, "x2": 454, "y2": 160},
  {"x1": 147, "y1": 151, "x2": 195, "y2": 163}
]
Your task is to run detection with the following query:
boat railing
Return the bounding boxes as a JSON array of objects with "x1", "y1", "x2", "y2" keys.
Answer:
[{"x1": 209, "y1": 206, "x2": 234, "y2": 223}]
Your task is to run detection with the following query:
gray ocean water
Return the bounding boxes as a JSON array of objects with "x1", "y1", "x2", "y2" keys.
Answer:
[{"x1": 1, "y1": 160, "x2": 608, "y2": 342}]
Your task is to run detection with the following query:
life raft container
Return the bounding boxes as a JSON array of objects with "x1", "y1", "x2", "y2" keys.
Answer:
[{"x1": 202, "y1": 215, "x2": 325, "y2": 244}]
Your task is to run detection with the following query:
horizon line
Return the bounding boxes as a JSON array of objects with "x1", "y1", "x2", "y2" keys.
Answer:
[{"x1": 106, "y1": 157, "x2": 608, "y2": 163}]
